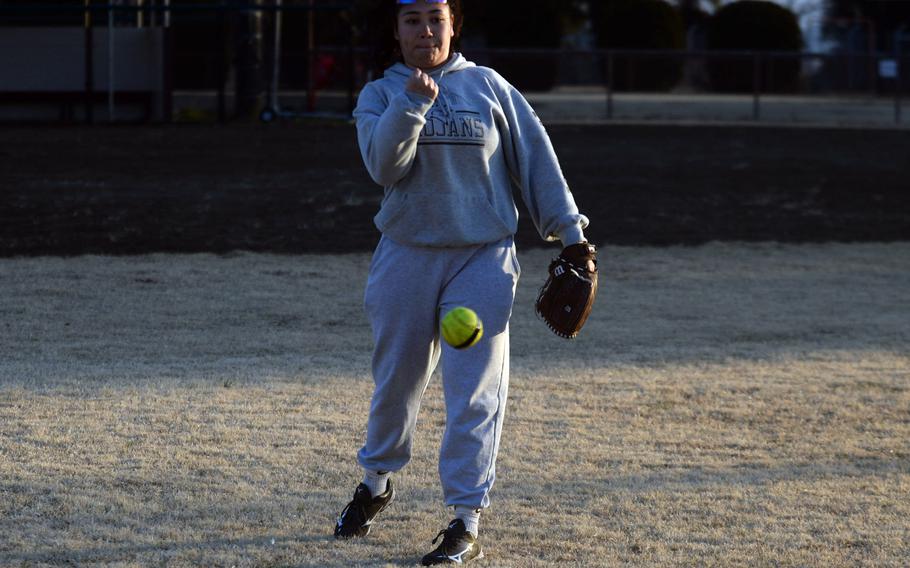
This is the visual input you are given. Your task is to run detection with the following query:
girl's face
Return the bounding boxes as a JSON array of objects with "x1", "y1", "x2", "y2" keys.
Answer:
[{"x1": 395, "y1": 1, "x2": 455, "y2": 70}]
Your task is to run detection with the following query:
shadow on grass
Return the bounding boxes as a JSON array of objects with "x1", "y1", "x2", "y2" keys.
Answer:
[
  {"x1": 2, "y1": 533, "x2": 422, "y2": 567},
  {"x1": 0, "y1": 477, "x2": 425, "y2": 567},
  {"x1": 577, "y1": 455, "x2": 909, "y2": 496}
]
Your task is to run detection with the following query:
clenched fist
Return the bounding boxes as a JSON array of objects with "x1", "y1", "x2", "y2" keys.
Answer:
[{"x1": 406, "y1": 68, "x2": 439, "y2": 101}]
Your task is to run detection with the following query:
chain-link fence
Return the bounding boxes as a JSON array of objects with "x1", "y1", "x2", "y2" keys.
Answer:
[
  {"x1": 463, "y1": 48, "x2": 909, "y2": 126},
  {"x1": 0, "y1": 1, "x2": 907, "y2": 126}
]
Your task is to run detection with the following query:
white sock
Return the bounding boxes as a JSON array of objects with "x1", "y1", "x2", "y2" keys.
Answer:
[
  {"x1": 361, "y1": 469, "x2": 391, "y2": 498},
  {"x1": 454, "y1": 506, "x2": 481, "y2": 537}
]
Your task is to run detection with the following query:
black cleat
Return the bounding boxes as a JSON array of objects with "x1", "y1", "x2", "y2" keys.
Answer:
[
  {"x1": 333, "y1": 481, "x2": 395, "y2": 539},
  {"x1": 421, "y1": 519, "x2": 484, "y2": 565}
]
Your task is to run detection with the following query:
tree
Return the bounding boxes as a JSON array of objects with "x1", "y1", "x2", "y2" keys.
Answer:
[
  {"x1": 590, "y1": 0, "x2": 687, "y2": 91},
  {"x1": 706, "y1": 0, "x2": 804, "y2": 92},
  {"x1": 469, "y1": 0, "x2": 581, "y2": 91},
  {"x1": 824, "y1": 0, "x2": 910, "y2": 52}
]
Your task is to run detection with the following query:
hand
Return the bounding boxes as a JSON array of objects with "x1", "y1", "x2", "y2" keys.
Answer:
[
  {"x1": 406, "y1": 68, "x2": 439, "y2": 101},
  {"x1": 563, "y1": 242, "x2": 597, "y2": 273}
]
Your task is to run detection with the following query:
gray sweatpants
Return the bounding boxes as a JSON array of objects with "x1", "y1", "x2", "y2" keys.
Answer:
[{"x1": 358, "y1": 235, "x2": 520, "y2": 509}]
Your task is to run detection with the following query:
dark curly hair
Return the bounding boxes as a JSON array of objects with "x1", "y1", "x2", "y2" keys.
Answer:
[{"x1": 364, "y1": 0, "x2": 464, "y2": 76}]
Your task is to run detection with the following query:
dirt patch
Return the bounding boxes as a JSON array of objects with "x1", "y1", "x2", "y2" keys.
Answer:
[{"x1": 1, "y1": 123, "x2": 908, "y2": 256}]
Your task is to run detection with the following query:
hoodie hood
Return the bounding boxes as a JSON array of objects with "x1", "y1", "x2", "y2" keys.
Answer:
[{"x1": 384, "y1": 52, "x2": 475, "y2": 81}]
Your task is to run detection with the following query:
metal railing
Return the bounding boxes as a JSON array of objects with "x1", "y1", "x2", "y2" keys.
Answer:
[
  {"x1": 0, "y1": 2, "x2": 906, "y2": 126},
  {"x1": 0, "y1": 1, "x2": 357, "y2": 123}
]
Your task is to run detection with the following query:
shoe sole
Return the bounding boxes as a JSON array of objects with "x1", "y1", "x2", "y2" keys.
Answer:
[{"x1": 421, "y1": 545, "x2": 484, "y2": 565}]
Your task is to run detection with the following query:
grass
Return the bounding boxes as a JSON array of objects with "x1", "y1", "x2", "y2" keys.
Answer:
[{"x1": 1, "y1": 243, "x2": 908, "y2": 566}]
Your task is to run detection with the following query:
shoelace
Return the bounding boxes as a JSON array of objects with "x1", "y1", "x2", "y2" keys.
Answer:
[
  {"x1": 337, "y1": 499, "x2": 365, "y2": 528},
  {"x1": 431, "y1": 525, "x2": 462, "y2": 547}
]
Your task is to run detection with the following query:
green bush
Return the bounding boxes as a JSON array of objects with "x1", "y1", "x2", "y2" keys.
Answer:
[
  {"x1": 706, "y1": 0, "x2": 804, "y2": 92},
  {"x1": 591, "y1": 0, "x2": 686, "y2": 92}
]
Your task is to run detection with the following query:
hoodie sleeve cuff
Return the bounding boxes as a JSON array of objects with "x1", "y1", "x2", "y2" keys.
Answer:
[
  {"x1": 403, "y1": 90, "x2": 436, "y2": 113},
  {"x1": 558, "y1": 224, "x2": 587, "y2": 247}
]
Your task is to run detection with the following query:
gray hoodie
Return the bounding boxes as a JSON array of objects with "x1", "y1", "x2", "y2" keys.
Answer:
[{"x1": 353, "y1": 53, "x2": 588, "y2": 248}]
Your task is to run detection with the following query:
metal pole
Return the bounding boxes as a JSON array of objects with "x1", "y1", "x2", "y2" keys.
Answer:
[
  {"x1": 85, "y1": 0, "x2": 95, "y2": 124},
  {"x1": 217, "y1": 1, "x2": 227, "y2": 123},
  {"x1": 162, "y1": 0, "x2": 173, "y2": 121},
  {"x1": 847, "y1": 25, "x2": 856, "y2": 90},
  {"x1": 234, "y1": 0, "x2": 265, "y2": 119},
  {"x1": 752, "y1": 52, "x2": 760, "y2": 121},
  {"x1": 896, "y1": 26, "x2": 906, "y2": 125},
  {"x1": 348, "y1": 9, "x2": 355, "y2": 115},
  {"x1": 898, "y1": 57, "x2": 903, "y2": 125},
  {"x1": 307, "y1": 0, "x2": 315, "y2": 111},
  {"x1": 271, "y1": 0, "x2": 283, "y2": 111},
  {"x1": 108, "y1": 0, "x2": 115, "y2": 122},
  {"x1": 606, "y1": 51, "x2": 613, "y2": 119},
  {"x1": 137, "y1": 0, "x2": 144, "y2": 27}
]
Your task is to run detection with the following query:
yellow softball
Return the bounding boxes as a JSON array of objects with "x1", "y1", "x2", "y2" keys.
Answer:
[{"x1": 441, "y1": 307, "x2": 484, "y2": 349}]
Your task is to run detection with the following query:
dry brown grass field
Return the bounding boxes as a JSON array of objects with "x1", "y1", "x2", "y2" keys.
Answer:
[{"x1": 1, "y1": 243, "x2": 908, "y2": 567}]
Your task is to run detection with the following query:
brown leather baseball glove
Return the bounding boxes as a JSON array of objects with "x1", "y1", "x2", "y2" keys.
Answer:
[{"x1": 535, "y1": 242, "x2": 598, "y2": 338}]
